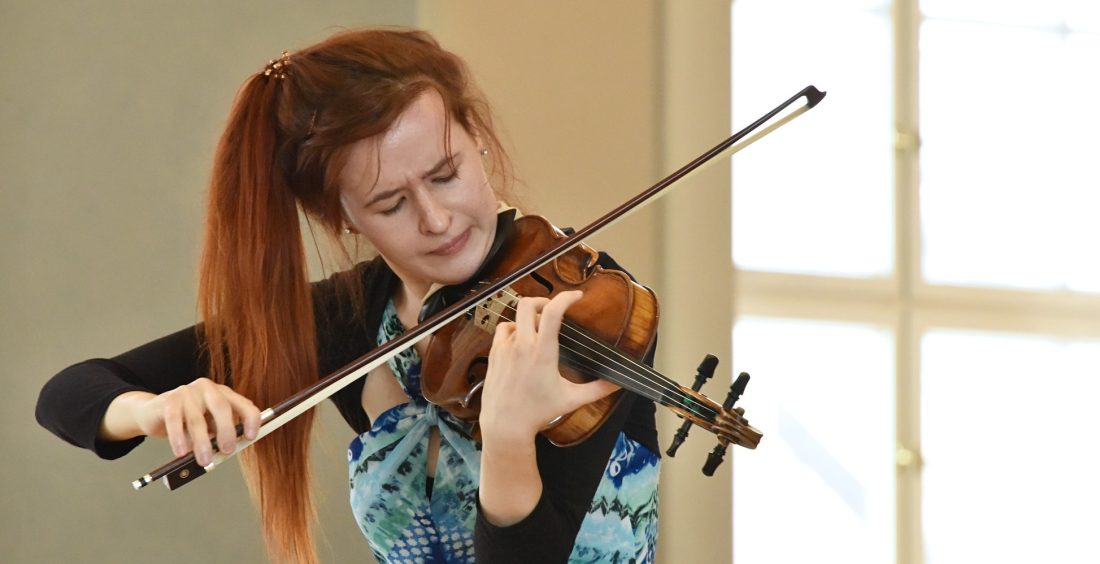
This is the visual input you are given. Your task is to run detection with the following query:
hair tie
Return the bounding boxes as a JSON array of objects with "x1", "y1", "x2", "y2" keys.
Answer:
[{"x1": 262, "y1": 50, "x2": 292, "y2": 80}]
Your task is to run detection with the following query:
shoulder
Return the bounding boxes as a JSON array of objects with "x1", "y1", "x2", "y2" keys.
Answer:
[
  {"x1": 310, "y1": 256, "x2": 396, "y2": 316},
  {"x1": 594, "y1": 251, "x2": 636, "y2": 281},
  {"x1": 311, "y1": 256, "x2": 398, "y2": 367}
]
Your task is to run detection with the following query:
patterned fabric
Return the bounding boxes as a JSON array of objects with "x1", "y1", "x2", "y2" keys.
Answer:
[
  {"x1": 348, "y1": 298, "x2": 660, "y2": 563},
  {"x1": 349, "y1": 299, "x2": 481, "y2": 563},
  {"x1": 568, "y1": 433, "x2": 660, "y2": 564}
]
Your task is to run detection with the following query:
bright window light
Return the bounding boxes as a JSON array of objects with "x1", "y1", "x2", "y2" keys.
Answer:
[
  {"x1": 920, "y1": 20, "x2": 1100, "y2": 293},
  {"x1": 732, "y1": 317, "x2": 895, "y2": 564},
  {"x1": 922, "y1": 330, "x2": 1100, "y2": 564},
  {"x1": 731, "y1": 0, "x2": 893, "y2": 278},
  {"x1": 921, "y1": 0, "x2": 1066, "y2": 28}
]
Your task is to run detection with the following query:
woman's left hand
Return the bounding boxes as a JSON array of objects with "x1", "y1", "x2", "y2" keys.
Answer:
[{"x1": 478, "y1": 290, "x2": 620, "y2": 444}]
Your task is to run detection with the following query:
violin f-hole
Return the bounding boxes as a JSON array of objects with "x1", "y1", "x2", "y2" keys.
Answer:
[
  {"x1": 528, "y1": 271, "x2": 555, "y2": 294},
  {"x1": 467, "y1": 357, "x2": 488, "y2": 387},
  {"x1": 460, "y1": 358, "x2": 488, "y2": 409}
]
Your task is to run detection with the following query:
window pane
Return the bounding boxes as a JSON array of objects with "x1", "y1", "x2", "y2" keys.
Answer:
[
  {"x1": 920, "y1": 21, "x2": 1100, "y2": 293},
  {"x1": 921, "y1": 0, "x2": 1066, "y2": 28},
  {"x1": 922, "y1": 330, "x2": 1100, "y2": 563},
  {"x1": 732, "y1": 317, "x2": 895, "y2": 563},
  {"x1": 731, "y1": 0, "x2": 893, "y2": 277},
  {"x1": 1067, "y1": 0, "x2": 1100, "y2": 33}
]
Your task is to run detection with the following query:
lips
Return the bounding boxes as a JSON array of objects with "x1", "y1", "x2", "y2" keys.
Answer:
[{"x1": 430, "y1": 228, "x2": 471, "y2": 256}]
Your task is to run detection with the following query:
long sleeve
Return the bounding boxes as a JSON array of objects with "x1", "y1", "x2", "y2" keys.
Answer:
[
  {"x1": 474, "y1": 393, "x2": 651, "y2": 563},
  {"x1": 35, "y1": 326, "x2": 206, "y2": 459},
  {"x1": 35, "y1": 257, "x2": 396, "y2": 459}
]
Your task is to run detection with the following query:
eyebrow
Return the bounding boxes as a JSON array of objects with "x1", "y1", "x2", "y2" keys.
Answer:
[{"x1": 362, "y1": 155, "x2": 458, "y2": 207}]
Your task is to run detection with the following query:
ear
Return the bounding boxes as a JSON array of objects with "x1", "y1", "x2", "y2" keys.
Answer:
[
  {"x1": 466, "y1": 125, "x2": 485, "y2": 154},
  {"x1": 339, "y1": 211, "x2": 358, "y2": 235},
  {"x1": 337, "y1": 197, "x2": 360, "y2": 235}
]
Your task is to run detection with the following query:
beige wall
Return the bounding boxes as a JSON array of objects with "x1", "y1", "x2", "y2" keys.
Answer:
[
  {"x1": 418, "y1": 1, "x2": 662, "y2": 286},
  {"x1": 3, "y1": 2, "x2": 734, "y2": 562},
  {"x1": 2, "y1": 3, "x2": 414, "y2": 563}
]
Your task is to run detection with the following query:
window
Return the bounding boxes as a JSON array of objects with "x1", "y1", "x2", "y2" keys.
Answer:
[{"x1": 730, "y1": 1, "x2": 1100, "y2": 562}]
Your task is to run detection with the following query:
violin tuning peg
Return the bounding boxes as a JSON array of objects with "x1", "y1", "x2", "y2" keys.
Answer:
[
  {"x1": 702, "y1": 441, "x2": 729, "y2": 477},
  {"x1": 666, "y1": 354, "x2": 721, "y2": 457},
  {"x1": 723, "y1": 372, "x2": 750, "y2": 410},
  {"x1": 694, "y1": 355, "x2": 719, "y2": 390},
  {"x1": 666, "y1": 418, "x2": 692, "y2": 458},
  {"x1": 700, "y1": 371, "x2": 754, "y2": 476}
]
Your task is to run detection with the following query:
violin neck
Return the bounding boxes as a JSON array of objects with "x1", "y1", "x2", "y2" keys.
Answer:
[{"x1": 559, "y1": 321, "x2": 718, "y2": 424}]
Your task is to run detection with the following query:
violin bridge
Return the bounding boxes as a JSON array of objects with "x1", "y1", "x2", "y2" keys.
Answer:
[{"x1": 473, "y1": 288, "x2": 519, "y2": 334}]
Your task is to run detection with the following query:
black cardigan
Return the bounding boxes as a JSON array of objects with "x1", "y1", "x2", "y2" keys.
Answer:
[{"x1": 36, "y1": 254, "x2": 658, "y2": 563}]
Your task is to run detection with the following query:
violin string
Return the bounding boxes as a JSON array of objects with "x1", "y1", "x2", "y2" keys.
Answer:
[
  {"x1": 528, "y1": 305, "x2": 719, "y2": 422},
  {"x1": 488, "y1": 290, "x2": 717, "y2": 417},
  {"x1": 557, "y1": 322, "x2": 719, "y2": 420},
  {"x1": 485, "y1": 292, "x2": 702, "y2": 414},
  {"x1": 486, "y1": 292, "x2": 720, "y2": 422}
]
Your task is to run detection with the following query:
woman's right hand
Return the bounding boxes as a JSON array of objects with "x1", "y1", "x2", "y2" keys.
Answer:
[{"x1": 104, "y1": 378, "x2": 261, "y2": 466}]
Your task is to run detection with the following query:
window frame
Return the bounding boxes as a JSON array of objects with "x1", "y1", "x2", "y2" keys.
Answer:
[{"x1": 729, "y1": 1, "x2": 1100, "y2": 563}]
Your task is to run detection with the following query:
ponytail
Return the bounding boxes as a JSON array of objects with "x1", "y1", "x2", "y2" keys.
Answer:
[
  {"x1": 199, "y1": 74, "x2": 319, "y2": 564},
  {"x1": 195, "y1": 28, "x2": 520, "y2": 563}
]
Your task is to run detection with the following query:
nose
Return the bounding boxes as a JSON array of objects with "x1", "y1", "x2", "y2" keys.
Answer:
[{"x1": 417, "y1": 188, "x2": 451, "y2": 235}]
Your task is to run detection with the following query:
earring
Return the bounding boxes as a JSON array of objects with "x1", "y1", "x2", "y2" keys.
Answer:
[
  {"x1": 342, "y1": 226, "x2": 353, "y2": 235},
  {"x1": 479, "y1": 148, "x2": 489, "y2": 156}
]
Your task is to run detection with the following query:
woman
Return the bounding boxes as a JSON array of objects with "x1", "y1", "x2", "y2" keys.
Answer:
[{"x1": 36, "y1": 28, "x2": 659, "y2": 564}]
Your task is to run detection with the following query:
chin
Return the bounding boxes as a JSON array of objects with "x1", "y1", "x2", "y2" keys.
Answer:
[
  {"x1": 419, "y1": 256, "x2": 473, "y2": 287},
  {"x1": 441, "y1": 258, "x2": 483, "y2": 285}
]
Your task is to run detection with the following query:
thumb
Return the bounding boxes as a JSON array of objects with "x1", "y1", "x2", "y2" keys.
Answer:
[{"x1": 564, "y1": 378, "x2": 620, "y2": 411}]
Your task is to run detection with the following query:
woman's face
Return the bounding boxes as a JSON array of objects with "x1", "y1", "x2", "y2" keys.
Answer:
[{"x1": 338, "y1": 90, "x2": 499, "y2": 299}]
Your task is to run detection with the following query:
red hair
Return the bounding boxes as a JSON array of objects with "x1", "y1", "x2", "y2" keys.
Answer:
[{"x1": 199, "y1": 28, "x2": 511, "y2": 563}]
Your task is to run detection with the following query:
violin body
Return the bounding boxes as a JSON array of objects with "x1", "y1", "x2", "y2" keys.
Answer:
[{"x1": 420, "y1": 214, "x2": 658, "y2": 446}]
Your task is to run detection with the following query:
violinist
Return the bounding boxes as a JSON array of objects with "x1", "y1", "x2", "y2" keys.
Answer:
[{"x1": 35, "y1": 28, "x2": 661, "y2": 564}]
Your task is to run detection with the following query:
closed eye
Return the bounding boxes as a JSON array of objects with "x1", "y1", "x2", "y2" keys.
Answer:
[
  {"x1": 381, "y1": 198, "x2": 405, "y2": 216},
  {"x1": 432, "y1": 172, "x2": 458, "y2": 184}
]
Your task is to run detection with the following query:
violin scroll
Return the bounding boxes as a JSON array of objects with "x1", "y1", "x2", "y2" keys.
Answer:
[{"x1": 665, "y1": 363, "x2": 763, "y2": 476}]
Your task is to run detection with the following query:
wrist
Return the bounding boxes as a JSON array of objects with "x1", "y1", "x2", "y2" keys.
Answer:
[
  {"x1": 479, "y1": 417, "x2": 539, "y2": 447},
  {"x1": 99, "y1": 390, "x2": 156, "y2": 441}
]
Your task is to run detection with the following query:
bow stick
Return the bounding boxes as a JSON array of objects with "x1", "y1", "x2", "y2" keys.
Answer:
[{"x1": 133, "y1": 84, "x2": 826, "y2": 491}]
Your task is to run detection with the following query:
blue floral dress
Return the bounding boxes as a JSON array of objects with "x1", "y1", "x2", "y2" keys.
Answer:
[{"x1": 348, "y1": 299, "x2": 660, "y2": 563}]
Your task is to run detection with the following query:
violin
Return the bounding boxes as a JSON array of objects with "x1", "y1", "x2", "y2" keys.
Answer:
[
  {"x1": 419, "y1": 212, "x2": 761, "y2": 451},
  {"x1": 133, "y1": 85, "x2": 825, "y2": 491}
]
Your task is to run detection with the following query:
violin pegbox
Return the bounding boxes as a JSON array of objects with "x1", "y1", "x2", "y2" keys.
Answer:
[
  {"x1": 665, "y1": 354, "x2": 761, "y2": 476},
  {"x1": 703, "y1": 372, "x2": 757, "y2": 476}
]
